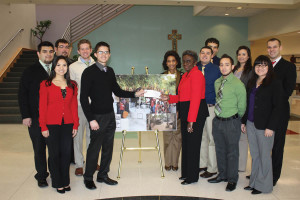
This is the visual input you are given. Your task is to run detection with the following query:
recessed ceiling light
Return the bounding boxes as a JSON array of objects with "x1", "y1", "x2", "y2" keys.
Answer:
[
  {"x1": 237, "y1": 6, "x2": 242, "y2": 10},
  {"x1": 225, "y1": 13, "x2": 229, "y2": 16}
]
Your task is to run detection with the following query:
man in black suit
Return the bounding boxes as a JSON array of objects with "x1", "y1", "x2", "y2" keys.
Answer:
[
  {"x1": 18, "y1": 41, "x2": 54, "y2": 187},
  {"x1": 267, "y1": 38, "x2": 297, "y2": 186}
]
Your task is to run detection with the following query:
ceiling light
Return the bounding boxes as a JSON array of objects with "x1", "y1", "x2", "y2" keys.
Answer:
[
  {"x1": 237, "y1": 7, "x2": 242, "y2": 10},
  {"x1": 225, "y1": 13, "x2": 229, "y2": 16}
]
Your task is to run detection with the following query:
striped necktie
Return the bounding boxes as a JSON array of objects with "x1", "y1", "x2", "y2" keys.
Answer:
[
  {"x1": 215, "y1": 79, "x2": 227, "y2": 116},
  {"x1": 45, "y1": 64, "x2": 50, "y2": 75}
]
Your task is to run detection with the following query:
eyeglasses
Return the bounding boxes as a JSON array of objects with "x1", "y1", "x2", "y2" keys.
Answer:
[
  {"x1": 58, "y1": 45, "x2": 69, "y2": 49},
  {"x1": 98, "y1": 51, "x2": 110, "y2": 55},
  {"x1": 255, "y1": 64, "x2": 268, "y2": 69}
]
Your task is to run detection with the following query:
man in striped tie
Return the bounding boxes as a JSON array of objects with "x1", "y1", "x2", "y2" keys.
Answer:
[{"x1": 208, "y1": 54, "x2": 246, "y2": 192}]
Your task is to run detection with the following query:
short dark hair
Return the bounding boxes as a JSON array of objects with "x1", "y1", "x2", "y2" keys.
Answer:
[
  {"x1": 37, "y1": 41, "x2": 54, "y2": 52},
  {"x1": 200, "y1": 46, "x2": 213, "y2": 55},
  {"x1": 248, "y1": 55, "x2": 274, "y2": 88},
  {"x1": 55, "y1": 39, "x2": 70, "y2": 48},
  {"x1": 205, "y1": 38, "x2": 220, "y2": 47},
  {"x1": 46, "y1": 55, "x2": 76, "y2": 89},
  {"x1": 267, "y1": 38, "x2": 281, "y2": 46},
  {"x1": 182, "y1": 50, "x2": 198, "y2": 63},
  {"x1": 162, "y1": 50, "x2": 181, "y2": 70},
  {"x1": 220, "y1": 54, "x2": 234, "y2": 65},
  {"x1": 77, "y1": 39, "x2": 92, "y2": 50},
  {"x1": 94, "y1": 41, "x2": 110, "y2": 53}
]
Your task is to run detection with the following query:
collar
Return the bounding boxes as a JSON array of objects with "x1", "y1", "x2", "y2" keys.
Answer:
[
  {"x1": 96, "y1": 61, "x2": 107, "y2": 71},
  {"x1": 79, "y1": 56, "x2": 92, "y2": 64},
  {"x1": 39, "y1": 60, "x2": 52, "y2": 69},
  {"x1": 221, "y1": 72, "x2": 234, "y2": 81},
  {"x1": 272, "y1": 56, "x2": 282, "y2": 67}
]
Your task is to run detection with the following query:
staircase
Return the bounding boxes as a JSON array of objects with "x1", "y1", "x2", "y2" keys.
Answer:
[{"x1": 0, "y1": 50, "x2": 38, "y2": 123}]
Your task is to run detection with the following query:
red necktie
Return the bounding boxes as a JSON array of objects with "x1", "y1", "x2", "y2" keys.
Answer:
[{"x1": 272, "y1": 61, "x2": 276, "y2": 65}]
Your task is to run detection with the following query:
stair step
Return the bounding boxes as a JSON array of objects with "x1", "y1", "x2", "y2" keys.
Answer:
[
  {"x1": 0, "y1": 88, "x2": 18, "y2": 94},
  {"x1": 20, "y1": 54, "x2": 38, "y2": 59},
  {"x1": 0, "y1": 100, "x2": 19, "y2": 107},
  {"x1": 0, "y1": 82, "x2": 19, "y2": 88},
  {"x1": 3, "y1": 77, "x2": 20, "y2": 82},
  {"x1": 0, "y1": 107, "x2": 20, "y2": 114},
  {"x1": 14, "y1": 63, "x2": 33, "y2": 68},
  {"x1": 22, "y1": 51, "x2": 37, "y2": 55},
  {"x1": 6, "y1": 72, "x2": 22, "y2": 77},
  {"x1": 17, "y1": 58, "x2": 37, "y2": 63},
  {"x1": 0, "y1": 94, "x2": 18, "y2": 100},
  {"x1": 0, "y1": 114, "x2": 22, "y2": 124},
  {"x1": 11, "y1": 67, "x2": 26, "y2": 72}
]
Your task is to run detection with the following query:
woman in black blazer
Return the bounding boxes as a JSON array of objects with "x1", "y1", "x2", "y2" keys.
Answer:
[{"x1": 241, "y1": 55, "x2": 283, "y2": 195}]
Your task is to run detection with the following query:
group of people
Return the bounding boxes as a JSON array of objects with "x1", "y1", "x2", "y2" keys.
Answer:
[
  {"x1": 160, "y1": 37, "x2": 296, "y2": 194},
  {"x1": 18, "y1": 36, "x2": 296, "y2": 195}
]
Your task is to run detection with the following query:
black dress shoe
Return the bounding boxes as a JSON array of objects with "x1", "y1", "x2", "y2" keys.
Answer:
[
  {"x1": 244, "y1": 186, "x2": 253, "y2": 190},
  {"x1": 273, "y1": 180, "x2": 277, "y2": 186},
  {"x1": 37, "y1": 179, "x2": 48, "y2": 188},
  {"x1": 64, "y1": 186, "x2": 71, "y2": 191},
  {"x1": 226, "y1": 182, "x2": 237, "y2": 192},
  {"x1": 251, "y1": 188, "x2": 262, "y2": 194},
  {"x1": 56, "y1": 188, "x2": 65, "y2": 194},
  {"x1": 97, "y1": 177, "x2": 118, "y2": 185},
  {"x1": 181, "y1": 180, "x2": 196, "y2": 185},
  {"x1": 84, "y1": 180, "x2": 96, "y2": 190},
  {"x1": 179, "y1": 177, "x2": 186, "y2": 180},
  {"x1": 246, "y1": 175, "x2": 250, "y2": 179},
  {"x1": 208, "y1": 176, "x2": 228, "y2": 183}
]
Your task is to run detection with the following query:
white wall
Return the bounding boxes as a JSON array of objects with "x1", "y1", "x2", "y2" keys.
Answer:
[
  {"x1": 0, "y1": 4, "x2": 36, "y2": 73},
  {"x1": 248, "y1": 8, "x2": 300, "y2": 41}
]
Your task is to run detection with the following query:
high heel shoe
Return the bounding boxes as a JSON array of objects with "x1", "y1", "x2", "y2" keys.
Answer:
[{"x1": 56, "y1": 188, "x2": 65, "y2": 194}]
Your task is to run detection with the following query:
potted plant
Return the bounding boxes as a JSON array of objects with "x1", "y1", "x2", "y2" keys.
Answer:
[{"x1": 31, "y1": 20, "x2": 52, "y2": 43}]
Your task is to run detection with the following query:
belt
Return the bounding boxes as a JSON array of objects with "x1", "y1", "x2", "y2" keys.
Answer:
[
  {"x1": 207, "y1": 104, "x2": 215, "y2": 107},
  {"x1": 216, "y1": 114, "x2": 238, "y2": 121}
]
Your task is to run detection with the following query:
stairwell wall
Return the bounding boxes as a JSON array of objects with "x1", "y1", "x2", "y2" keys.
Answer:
[{"x1": 0, "y1": 4, "x2": 36, "y2": 75}]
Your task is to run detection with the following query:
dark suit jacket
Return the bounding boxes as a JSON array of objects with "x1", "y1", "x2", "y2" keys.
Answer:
[
  {"x1": 242, "y1": 79, "x2": 283, "y2": 131},
  {"x1": 274, "y1": 58, "x2": 297, "y2": 103},
  {"x1": 18, "y1": 62, "x2": 49, "y2": 119}
]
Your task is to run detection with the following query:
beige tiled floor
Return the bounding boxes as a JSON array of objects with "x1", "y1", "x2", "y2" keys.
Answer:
[{"x1": 1, "y1": 98, "x2": 300, "y2": 200}]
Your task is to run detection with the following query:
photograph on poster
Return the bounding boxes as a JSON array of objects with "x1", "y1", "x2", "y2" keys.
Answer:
[{"x1": 113, "y1": 74, "x2": 177, "y2": 132}]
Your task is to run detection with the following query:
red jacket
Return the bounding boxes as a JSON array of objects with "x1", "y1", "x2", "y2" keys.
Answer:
[
  {"x1": 39, "y1": 80, "x2": 79, "y2": 132},
  {"x1": 169, "y1": 66, "x2": 205, "y2": 122}
]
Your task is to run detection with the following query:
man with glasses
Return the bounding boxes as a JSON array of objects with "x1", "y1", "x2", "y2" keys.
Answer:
[
  {"x1": 80, "y1": 41, "x2": 145, "y2": 189},
  {"x1": 205, "y1": 38, "x2": 220, "y2": 66},
  {"x1": 54, "y1": 39, "x2": 74, "y2": 65}
]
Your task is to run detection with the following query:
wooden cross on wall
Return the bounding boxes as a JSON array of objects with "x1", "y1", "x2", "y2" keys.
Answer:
[{"x1": 168, "y1": 30, "x2": 182, "y2": 52}]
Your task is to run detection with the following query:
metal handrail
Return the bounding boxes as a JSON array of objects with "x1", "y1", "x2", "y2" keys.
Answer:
[{"x1": 0, "y1": 28, "x2": 24, "y2": 55}]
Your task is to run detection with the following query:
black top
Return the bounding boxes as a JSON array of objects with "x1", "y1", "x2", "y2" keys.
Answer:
[
  {"x1": 61, "y1": 89, "x2": 67, "y2": 99},
  {"x1": 18, "y1": 62, "x2": 49, "y2": 119},
  {"x1": 242, "y1": 79, "x2": 283, "y2": 131},
  {"x1": 80, "y1": 64, "x2": 135, "y2": 122}
]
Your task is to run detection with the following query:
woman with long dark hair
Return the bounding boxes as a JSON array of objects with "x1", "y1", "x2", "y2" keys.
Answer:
[
  {"x1": 161, "y1": 50, "x2": 183, "y2": 171},
  {"x1": 242, "y1": 55, "x2": 283, "y2": 194},
  {"x1": 39, "y1": 56, "x2": 79, "y2": 194},
  {"x1": 233, "y1": 46, "x2": 253, "y2": 172}
]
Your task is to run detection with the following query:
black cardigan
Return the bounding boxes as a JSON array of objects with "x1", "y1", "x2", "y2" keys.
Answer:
[{"x1": 242, "y1": 79, "x2": 283, "y2": 131}]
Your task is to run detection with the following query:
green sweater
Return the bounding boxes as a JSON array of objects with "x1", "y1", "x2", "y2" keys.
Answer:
[{"x1": 214, "y1": 73, "x2": 246, "y2": 118}]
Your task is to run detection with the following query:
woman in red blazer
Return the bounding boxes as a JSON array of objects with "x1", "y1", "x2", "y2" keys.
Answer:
[
  {"x1": 39, "y1": 56, "x2": 79, "y2": 194},
  {"x1": 161, "y1": 50, "x2": 209, "y2": 184}
]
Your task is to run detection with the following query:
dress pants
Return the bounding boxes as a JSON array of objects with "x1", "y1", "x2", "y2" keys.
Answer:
[
  {"x1": 247, "y1": 121, "x2": 274, "y2": 193},
  {"x1": 28, "y1": 118, "x2": 49, "y2": 181},
  {"x1": 212, "y1": 117, "x2": 241, "y2": 183},
  {"x1": 46, "y1": 122, "x2": 73, "y2": 188},
  {"x1": 238, "y1": 132, "x2": 248, "y2": 172},
  {"x1": 84, "y1": 112, "x2": 116, "y2": 181},
  {"x1": 200, "y1": 106, "x2": 217, "y2": 173},
  {"x1": 181, "y1": 119, "x2": 205, "y2": 182},
  {"x1": 74, "y1": 106, "x2": 91, "y2": 168},
  {"x1": 272, "y1": 103, "x2": 289, "y2": 183},
  {"x1": 163, "y1": 119, "x2": 182, "y2": 167}
]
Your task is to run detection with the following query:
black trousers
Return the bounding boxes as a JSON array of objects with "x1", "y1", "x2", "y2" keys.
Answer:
[
  {"x1": 28, "y1": 118, "x2": 49, "y2": 181},
  {"x1": 46, "y1": 122, "x2": 73, "y2": 188},
  {"x1": 180, "y1": 101, "x2": 208, "y2": 183},
  {"x1": 272, "y1": 103, "x2": 290, "y2": 183},
  {"x1": 84, "y1": 112, "x2": 116, "y2": 181}
]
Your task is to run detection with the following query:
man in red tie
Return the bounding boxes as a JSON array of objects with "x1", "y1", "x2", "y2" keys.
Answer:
[{"x1": 267, "y1": 38, "x2": 297, "y2": 186}]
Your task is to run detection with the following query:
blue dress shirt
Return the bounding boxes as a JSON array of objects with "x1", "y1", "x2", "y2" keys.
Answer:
[{"x1": 196, "y1": 62, "x2": 222, "y2": 104}]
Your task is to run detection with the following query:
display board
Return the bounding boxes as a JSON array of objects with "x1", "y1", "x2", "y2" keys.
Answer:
[{"x1": 113, "y1": 74, "x2": 177, "y2": 132}]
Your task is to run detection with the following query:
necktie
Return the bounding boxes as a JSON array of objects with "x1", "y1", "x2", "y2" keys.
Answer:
[
  {"x1": 215, "y1": 79, "x2": 227, "y2": 116},
  {"x1": 272, "y1": 61, "x2": 276, "y2": 65},
  {"x1": 202, "y1": 66, "x2": 205, "y2": 76},
  {"x1": 85, "y1": 61, "x2": 89, "y2": 66},
  {"x1": 45, "y1": 64, "x2": 50, "y2": 75},
  {"x1": 103, "y1": 67, "x2": 107, "y2": 72}
]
